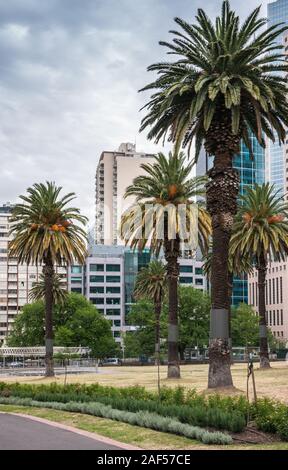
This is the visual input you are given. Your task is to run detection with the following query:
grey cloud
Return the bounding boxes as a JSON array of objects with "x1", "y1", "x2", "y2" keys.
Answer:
[{"x1": 0, "y1": 0, "x2": 269, "y2": 222}]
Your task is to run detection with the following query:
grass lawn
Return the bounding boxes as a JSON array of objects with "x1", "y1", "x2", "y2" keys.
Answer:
[
  {"x1": 1, "y1": 404, "x2": 288, "y2": 450},
  {"x1": 1, "y1": 362, "x2": 288, "y2": 402}
]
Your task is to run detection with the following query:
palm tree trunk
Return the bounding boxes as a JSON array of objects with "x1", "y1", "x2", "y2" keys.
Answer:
[
  {"x1": 206, "y1": 154, "x2": 240, "y2": 388},
  {"x1": 228, "y1": 271, "x2": 233, "y2": 364},
  {"x1": 164, "y1": 237, "x2": 180, "y2": 379},
  {"x1": 43, "y1": 255, "x2": 55, "y2": 377},
  {"x1": 154, "y1": 299, "x2": 161, "y2": 366},
  {"x1": 257, "y1": 253, "x2": 270, "y2": 369}
]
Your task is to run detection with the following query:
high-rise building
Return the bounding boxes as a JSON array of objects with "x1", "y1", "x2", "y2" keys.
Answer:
[
  {"x1": 267, "y1": 0, "x2": 288, "y2": 195},
  {"x1": 95, "y1": 143, "x2": 154, "y2": 245},
  {"x1": 0, "y1": 203, "x2": 67, "y2": 344}
]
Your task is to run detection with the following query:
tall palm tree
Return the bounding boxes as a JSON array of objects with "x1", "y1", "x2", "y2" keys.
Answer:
[
  {"x1": 9, "y1": 182, "x2": 87, "y2": 376},
  {"x1": 121, "y1": 151, "x2": 211, "y2": 378},
  {"x1": 134, "y1": 260, "x2": 166, "y2": 365},
  {"x1": 139, "y1": 1, "x2": 288, "y2": 388},
  {"x1": 29, "y1": 273, "x2": 68, "y2": 306},
  {"x1": 230, "y1": 184, "x2": 288, "y2": 368}
]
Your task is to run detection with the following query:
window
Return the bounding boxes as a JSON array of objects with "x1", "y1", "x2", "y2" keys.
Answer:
[
  {"x1": 106, "y1": 298, "x2": 120, "y2": 305},
  {"x1": 71, "y1": 266, "x2": 82, "y2": 274},
  {"x1": 106, "y1": 308, "x2": 121, "y2": 316},
  {"x1": 71, "y1": 278, "x2": 82, "y2": 284},
  {"x1": 106, "y1": 275, "x2": 120, "y2": 283},
  {"x1": 281, "y1": 309, "x2": 283, "y2": 326},
  {"x1": 114, "y1": 320, "x2": 121, "y2": 327},
  {"x1": 179, "y1": 277, "x2": 193, "y2": 284},
  {"x1": 90, "y1": 264, "x2": 104, "y2": 272},
  {"x1": 97, "y1": 309, "x2": 104, "y2": 314},
  {"x1": 179, "y1": 266, "x2": 193, "y2": 273},
  {"x1": 90, "y1": 298, "x2": 104, "y2": 304},
  {"x1": 195, "y1": 278, "x2": 203, "y2": 286},
  {"x1": 280, "y1": 277, "x2": 283, "y2": 303},
  {"x1": 106, "y1": 264, "x2": 120, "y2": 272},
  {"x1": 90, "y1": 275, "x2": 104, "y2": 283},
  {"x1": 106, "y1": 286, "x2": 120, "y2": 294},
  {"x1": 277, "y1": 310, "x2": 279, "y2": 326},
  {"x1": 71, "y1": 288, "x2": 82, "y2": 293},
  {"x1": 113, "y1": 331, "x2": 120, "y2": 338},
  {"x1": 90, "y1": 286, "x2": 104, "y2": 294},
  {"x1": 195, "y1": 267, "x2": 203, "y2": 275}
]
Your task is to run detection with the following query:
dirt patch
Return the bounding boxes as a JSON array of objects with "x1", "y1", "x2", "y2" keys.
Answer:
[{"x1": 231, "y1": 425, "x2": 278, "y2": 445}]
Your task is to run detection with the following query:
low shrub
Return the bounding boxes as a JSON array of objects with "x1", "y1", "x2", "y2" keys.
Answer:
[
  {"x1": 0, "y1": 382, "x2": 246, "y2": 432},
  {"x1": 0, "y1": 396, "x2": 232, "y2": 445}
]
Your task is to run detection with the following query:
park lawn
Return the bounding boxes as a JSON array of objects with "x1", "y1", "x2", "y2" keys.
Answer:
[
  {"x1": 1, "y1": 362, "x2": 288, "y2": 402},
  {"x1": 1, "y1": 404, "x2": 288, "y2": 450}
]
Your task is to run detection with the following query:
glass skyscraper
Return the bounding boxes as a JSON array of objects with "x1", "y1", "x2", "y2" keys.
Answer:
[
  {"x1": 232, "y1": 135, "x2": 265, "y2": 305},
  {"x1": 267, "y1": 0, "x2": 288, "y2": 195},
  {"x1": 196, "y1": 134, "x2": 265, "y2": 305}
]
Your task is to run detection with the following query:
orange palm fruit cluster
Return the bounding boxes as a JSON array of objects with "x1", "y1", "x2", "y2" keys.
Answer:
[
  {"x1": 242, "y1": 212, "x2": 252, "y2": 223},
  {"x1": 267, "y1": 214, "x2": 284, "y2": 224}
]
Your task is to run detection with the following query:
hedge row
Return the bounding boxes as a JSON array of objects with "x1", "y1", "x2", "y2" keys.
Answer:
[
  {"x1": 0, "y1": 382, "x2": 246, "y2": 432},
  {"x1": 0, "y1": 396, "x2": 232, "y2": 445}
]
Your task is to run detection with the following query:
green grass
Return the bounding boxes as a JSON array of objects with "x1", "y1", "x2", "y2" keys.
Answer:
[{"x1": 1, "y1": 404, "x2": 288, "y2": 450}]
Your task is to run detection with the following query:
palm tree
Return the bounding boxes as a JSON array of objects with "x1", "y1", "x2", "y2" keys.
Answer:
[
  {"x1": 29, "y1": 273, "x2": 68, "y2": 306},
  {"x1": 9, "y1": 182, "x2": 87, "y2": 376},
  {"x1": 230, "y1": 184, "x2": 288, "y2": 368},
  {"x1": 134, "y1": 260, "x2": 166, "y2": 365},
  {"x1": 139, "y1": 0, "x2": 288, "y2": 388},
  {"x1": 121, "y1": 151, "x2": 211, "y2": 378}
]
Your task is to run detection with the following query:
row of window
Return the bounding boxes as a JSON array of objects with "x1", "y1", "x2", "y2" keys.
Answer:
[
  {"x1": 179, "y1": 277, "x2": 203, "y2": 285},
  {"x1": 89, "y1": 296, "x2": 121, "y2": 304},
  {"x1": 250, "y1": 277, "x2": 283, "y2": 307},
  {"x1": 266, "y1": 309, "x2": 284, "y2": 327},
  {"x1": 90, "y1": 264, "x2": 120, "y2": 272},
  {"x1": 90, "y1": 275, "x2": 120, "y2": 283}
]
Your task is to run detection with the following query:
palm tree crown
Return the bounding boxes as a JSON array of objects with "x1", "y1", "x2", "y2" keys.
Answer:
[
  {"x1": 9, "y1": 182, "x2": 87, "y2": 265},
  {"x1": 134, "y1": 260, "x2": 166, "y2": 303},
  {"x1": 29, "y1": 273, "x2": 68, "y2": 306},
  {"x1": 121, "y1": 151, "x2": 211, "y2": 255},
  {"x1": 230, "y1": 183, "x2": 288, "y2": 263},
  {"x1": 140, "y1": 1, "x2": 288, "y2": 158}
]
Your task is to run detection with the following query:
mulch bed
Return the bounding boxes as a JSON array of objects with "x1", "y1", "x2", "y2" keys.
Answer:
[{"x1": 231, "y1": 424, "x2": 279, "y2": 444}]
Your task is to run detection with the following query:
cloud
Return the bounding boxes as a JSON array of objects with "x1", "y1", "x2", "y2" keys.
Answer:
[{"x1": 0, "y1": 0, "x2": 270, "y2": 223}]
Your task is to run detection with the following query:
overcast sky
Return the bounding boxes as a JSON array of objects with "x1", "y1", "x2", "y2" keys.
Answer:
[{"x1": 0, "y1": 0, "x2": 269, "y2": 223}]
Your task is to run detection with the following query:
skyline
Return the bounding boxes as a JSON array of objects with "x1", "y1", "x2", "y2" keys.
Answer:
[{"x1": 0, "y1": 0, "x2": 270, "y2": 223}]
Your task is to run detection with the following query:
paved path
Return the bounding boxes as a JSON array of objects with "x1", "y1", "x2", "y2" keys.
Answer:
[{"x1": 0, "y1": 413, "x2": 133, "y2": 450}]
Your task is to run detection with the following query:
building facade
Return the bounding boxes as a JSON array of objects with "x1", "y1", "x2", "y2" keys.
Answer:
[
  {"x1": 95, "y1": 143, "x2": 154, "y2": 245},
  {"x1": 248, "y1": 261, "x2": 288, "y2": 345},
  {"x1": 0, "y1": 203, "x2": 67, "y2": 344}
]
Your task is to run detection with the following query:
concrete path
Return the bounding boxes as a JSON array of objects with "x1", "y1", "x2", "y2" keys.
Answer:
[{"x1": 0, "y1": 413, "x2": 138, "y2": 450}]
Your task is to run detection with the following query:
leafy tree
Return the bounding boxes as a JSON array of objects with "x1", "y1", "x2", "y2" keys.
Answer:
[
  {"x1": 8, "y1": 293, "x2": 118, "y2": 359},
  {"x1": 177, "y1": 286, "x2": 210, "y2": 358},
  {"x1": 134, "y1": 260, "x2": 166, "y2": 364},
  {"x1": 9, "y1": 182, "x2": 87, "y2": 376},
  {"x1": 122, "y1": 151, "x2": 211, "y2": 379},
  {"x1": 139, "y1": 0, "x2": 288, "y2": 388},
  {"x1": 125, "y1": 287, "x2": 210, "y2": 360},
  {"x1": 7, "y1": 302, "x2": 45, "y2": 347},
  {"x1": 230, "y1": 184, "x2": 288, "y2": 368},
  {"x1": 124, "y1": 299, "x2": 160, "y2": 358},
  {"x1": 231, "y1": 303, "x2": 278, "y2": 350},
  {"x1": 55, "y1": 307, "x2": 118, "y2": 359}
]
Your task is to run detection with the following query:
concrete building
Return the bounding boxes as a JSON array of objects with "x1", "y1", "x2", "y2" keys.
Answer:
[
  {"x1": 68, "y1": 244, "x2": 207, "y2": 345},
  {"x1": 0, "y1": 203, "x2": 67, "y2": 344},
  {"x1": 95, "y1": 142, "x2": 154, "y2": 245},
  {"x1": 248, "y1": 261, "x2": 288, "y2": 345}
]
